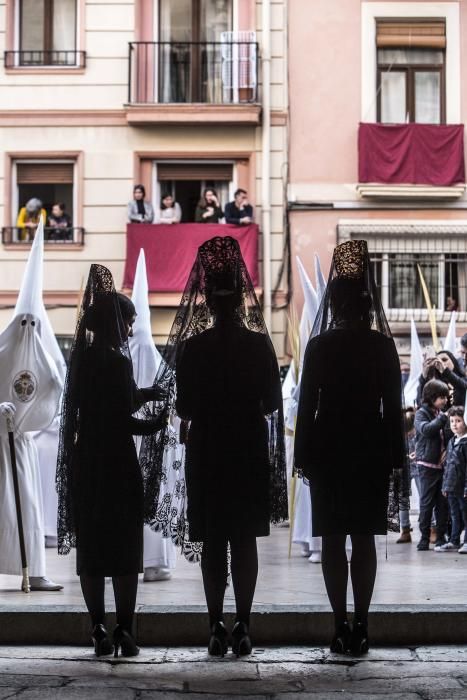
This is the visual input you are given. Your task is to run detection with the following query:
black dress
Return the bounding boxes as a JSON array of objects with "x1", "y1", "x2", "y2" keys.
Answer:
[
  {"x1": 175, "y1": 323, "x2": 281, "y2": 542},
  {"x1": 294, "y1": 325, "x2": 405, "y2": 536},
  {"x1": 72, "y1": 346, "x2": 157, "y2": 576}
]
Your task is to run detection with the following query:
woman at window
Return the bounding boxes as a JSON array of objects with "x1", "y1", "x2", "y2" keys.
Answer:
[
  {"x1": 155, "y1": 193, "x2": 182, "y2": 224},
  {"x1": 16, "y1": 198, "x2": 47, "y2": 242},
  {"x1": 56, "y1": 266, "x2": 166, "y2": 658},
  {"x1": 127, "y1": 185, "x2": 154, "y2": 224},
  {"x1": 195, "y1": 188, "x2": 223, "y2": 224}
]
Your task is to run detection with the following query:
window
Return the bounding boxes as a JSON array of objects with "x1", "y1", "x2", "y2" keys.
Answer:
[
  {"x1": 377, "y1": 20, "x2": 446, "y2": 124},
  {"x1": 158, "y1": 0, "x2": 232, "y2": 102},
  {"x1": 154, "y1": 161, "x2": 233, "y2": 222},
  {"x1": 369, "y1": 252, "x2": 467, "y2": 313},
  {"x1": 11, "y1": 160, "x2": 80, "y2": 243},
  {"x1": 17, "y1": 0, "x2": 79, "y2": 66}
]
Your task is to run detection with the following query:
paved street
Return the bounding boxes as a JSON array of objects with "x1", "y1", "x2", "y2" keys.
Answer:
[{"x1": 0, "y1": 645, "x2": 467, "y2": 698}]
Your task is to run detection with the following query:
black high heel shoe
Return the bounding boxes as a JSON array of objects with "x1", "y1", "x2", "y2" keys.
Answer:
[
  {"x1": 91, "y1": 624, "x2": 114, "y2": 657},
  {"x1": 232, "y1": 621, "x2": 252, "y2": 657},
  {"x1": 208, "y1": 621, "x2": 228, "y2": 657},
  {"x1": 113, "y1": 625, "x2": 140, "y2": 658},
  {"x1": 350, "y1": 621, "x2": 369, "y2": 656},
  {"x1": 330, "y1": 621, "x2": 351, "y2": 655}
]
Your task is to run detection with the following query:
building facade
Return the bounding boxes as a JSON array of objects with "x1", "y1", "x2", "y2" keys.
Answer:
[
  {"x1": 0, "y1": 0, "x2": 288, "y2": 357},
  {"x1": 288, "y1": 0, "x2": 467, "y2": 356}
]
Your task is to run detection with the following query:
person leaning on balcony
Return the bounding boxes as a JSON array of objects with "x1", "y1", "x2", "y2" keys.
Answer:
[
  {"x1": 48, "y1": 202, "x2": 72, "y2": 241},
  {"x1": 127, "y1": 185, "x2": 154, "y2": 224},
  {"x1": 155, "y1": 193, "x2": 182, "y2": 224},
  {"x1": 224, "y1": 189, "x2": 254, "y2": 225},
  {"x1": 195, "y1": 188, "x2": 223, "y2": 224},
  {"x1": 16, "y1": 198, "x2": 47, "y2": 242}
]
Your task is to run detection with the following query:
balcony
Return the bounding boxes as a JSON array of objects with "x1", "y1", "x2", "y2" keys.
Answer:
[
  {"x1": 357, "y1": 123, "x2": 466, "y2": 200},
  {"x1": 4, "y1": 50, "x2": 86, "y2": 69},
  {"x1": 123, "y1": 223, "x2": 259, "y2": 299},
  {"x1": 1, "y1": 227, "x2": 85, "y2": 249},
  {"x1": 126, "y1": 41, "x2": 261, "y2": 126}
]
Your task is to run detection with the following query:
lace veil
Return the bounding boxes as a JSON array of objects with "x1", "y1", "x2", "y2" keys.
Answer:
[
  {"x1": 307, "y1": 240, "x2": 407, "y2": 531},
  {"x1": 56, "y1": 264, "x2": 163, "y2": 554},
  {"x1": 140, "y1": 235, "x2": 288, "y2": 561}
]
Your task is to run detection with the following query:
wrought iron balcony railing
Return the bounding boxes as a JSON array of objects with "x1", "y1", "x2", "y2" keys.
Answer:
[
  {"x1": 128, "y1": 41, "x2": 258, "y2": 105},
  {"x1": 4, "y1": 50, "x2": 86, "y2": 68},
  {"x1": 1, "y1": 227, "x2": 85, "y2": 245}
]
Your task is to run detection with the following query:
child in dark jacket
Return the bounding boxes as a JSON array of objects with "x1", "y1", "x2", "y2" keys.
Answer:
[
  {"x1": 440, "y1": 406, "x2": 467, "y2": 553},
  {"x1": 415, "y1": 379, "x2": 450, "y2": 551}
]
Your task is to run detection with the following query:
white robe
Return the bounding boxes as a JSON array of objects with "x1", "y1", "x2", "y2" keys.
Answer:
[
  {"x1": 143, "y1": 423, "x2": 182, "y2": 569},
  {"x1": 34, "y1": 416, "x2": 60, "y2": 538},
  {"x1": 0, "y1": 432, "x2": 46, "y2": 575},
  {"x1": 130, "y1": 249, "x2": 178, "y2": 571},
  {"x1": 0, "y1": 314, "x2": 62, "y2": 576}
]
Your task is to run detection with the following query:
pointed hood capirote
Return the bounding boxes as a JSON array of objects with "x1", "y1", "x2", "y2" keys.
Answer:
[
  {"x1": 129, "y1": 249, "x2": 162, "y2": 387},
  {"x1": 14, "y1": 219, "x2": 67, "y2": 384}
]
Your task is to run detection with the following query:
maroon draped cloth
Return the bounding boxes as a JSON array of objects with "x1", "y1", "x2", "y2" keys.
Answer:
[
  {"x1": 358, "y1": 123, "x2": 465, "y2": 186},
  {"x1": 123, "y1": 223, "x2": 259, "y2": 291}
]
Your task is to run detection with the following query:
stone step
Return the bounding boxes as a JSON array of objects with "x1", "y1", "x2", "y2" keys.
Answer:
[{"x1": 1, "y1": 604, "x2": 466, "y2": 646}]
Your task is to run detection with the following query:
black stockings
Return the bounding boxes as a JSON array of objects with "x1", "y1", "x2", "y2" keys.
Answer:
[
  {"x1": 201, "y1": 535, "x2": 258, "y2": 627},
  {"x1": 80, "y1": 573, "x2": 139, "y2": 632},
  {"x1": 321, "y1": 534, "x2": 376, "y2": 627}
]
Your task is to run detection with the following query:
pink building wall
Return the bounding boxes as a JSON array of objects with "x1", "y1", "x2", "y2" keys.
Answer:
[
  {"x1": 288, "y1": 0, "x2": 467, "y2": 340},
  {"x1": 289, "y1": 0, "x2": 361, "y2": 184}
]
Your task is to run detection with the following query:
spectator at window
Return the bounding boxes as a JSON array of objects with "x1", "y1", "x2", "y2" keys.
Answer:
[
  {"x1": 224, "y1": 189, "x2": 254, "y2": 225},
  {"x1": 156, "y1": 193, "x2": 182, "y2": 224},
  {"x1": 16, "y1": 198, "x2": 46, "y2": 242},
  {"x1": 48, "y1": 202, "x2": 72, "y2": 241},
  {"x1": 195, "y1": 188, "x2": 223, "y2": 224},
  {"x1": 127, "y1": 185, "x2": 154, "y2": 224},
  {"x1": 446, "y1": 296, "x2": 458, "y2": 312}
]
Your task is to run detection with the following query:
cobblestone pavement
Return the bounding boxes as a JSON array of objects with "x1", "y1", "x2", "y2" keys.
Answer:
[{"x1": 0, "y1": 645, "x2": 466, "y2": 699}]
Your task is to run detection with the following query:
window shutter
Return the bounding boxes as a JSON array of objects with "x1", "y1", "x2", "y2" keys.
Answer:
[
  {"x1": 17, "y1": 162, "x2": 74, "y2": 184},
  {"x1": 376, "y1": 20, "x2": 446, "y2": 49},
  {"x1": 157, "y1": 163, "x2": 233, "y2": 181}
]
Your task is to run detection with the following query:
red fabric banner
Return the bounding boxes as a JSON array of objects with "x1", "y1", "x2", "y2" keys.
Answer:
[
  {"x1": 358, "y1": 123, "x2": 465, "y2": 186},
  {"x1": 123, "y1": 223, "x2": 259, "y2": 292}
]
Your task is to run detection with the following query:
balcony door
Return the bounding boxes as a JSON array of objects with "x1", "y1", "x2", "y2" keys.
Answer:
[{"x1": 158, "y1": 0, "x2": 232, "y2": 102}]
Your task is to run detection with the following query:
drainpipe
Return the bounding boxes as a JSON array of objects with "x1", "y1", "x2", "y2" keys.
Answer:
[{"x1": 261, "y1": 0, "x2": 272, "y2": 331}]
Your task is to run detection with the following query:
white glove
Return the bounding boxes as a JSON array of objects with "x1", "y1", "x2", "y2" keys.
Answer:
[{"x1": 0, "y1": 402, "x2": 16, "y2": 428}]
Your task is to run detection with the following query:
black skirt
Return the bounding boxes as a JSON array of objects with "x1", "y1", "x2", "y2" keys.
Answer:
[{"x1": 310, "y1": 465, "x2": 390, "y2": 537}]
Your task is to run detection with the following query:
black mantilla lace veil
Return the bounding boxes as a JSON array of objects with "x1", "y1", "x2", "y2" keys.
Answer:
[
  {"x1": 140, "y1": 235, "x2": 288, "y2": 562},
  {"x1": 303, "y1": 240, "x2": 408, "y2": 532},
  {"x1": 56, "y1": 264, "x2": 164, "y2": 555}
]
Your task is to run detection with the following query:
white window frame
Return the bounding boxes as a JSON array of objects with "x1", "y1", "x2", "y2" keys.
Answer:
[
  {"x1": 338, "y1": 219, "x2": 467, "y2": 322},
  {"x1": 361, "y1": 2, "x2": 460, "y2": 123}
]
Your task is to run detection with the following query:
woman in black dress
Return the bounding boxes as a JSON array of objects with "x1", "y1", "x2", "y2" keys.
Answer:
[
  {"x1": 294, "y1": 240, "x2": 405, "y2": 655},
  {"x1": 56, "y1": 265, "x2": 165, "y2": 657},
  {"x1": 148, "y1": 236, "x2": 287, "y2": 656}
]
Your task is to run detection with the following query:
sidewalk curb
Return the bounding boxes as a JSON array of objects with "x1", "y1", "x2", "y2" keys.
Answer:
[{"x1": 1, "y1": 604, "x2": 466, "y2": 645}]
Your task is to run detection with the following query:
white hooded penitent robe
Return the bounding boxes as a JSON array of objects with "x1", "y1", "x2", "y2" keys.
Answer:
[
  {"x1": 0, "y1": 314, "x2": 62, "y2": 576},
  {"x1": 129, "y1": 249, "x2": 178, "y2": 570}
]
